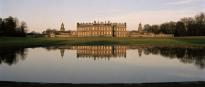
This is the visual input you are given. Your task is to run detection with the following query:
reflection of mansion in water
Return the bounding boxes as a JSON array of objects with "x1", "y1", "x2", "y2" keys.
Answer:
[
  {"x1": 76, "y1": 46, "x2": 127, "y2": 58},
  {"x1": 59, "y1": 46, "x2": 127, "y2": 59}
]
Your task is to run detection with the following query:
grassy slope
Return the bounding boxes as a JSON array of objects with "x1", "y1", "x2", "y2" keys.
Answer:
[{"x1": 0, "y1": 37, "x2": 205, "y2": 47}]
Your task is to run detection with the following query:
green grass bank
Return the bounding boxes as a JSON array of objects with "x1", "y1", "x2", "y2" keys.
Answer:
[{"x1": 0, "y1": 37, "x2": 205, "y2": 47}]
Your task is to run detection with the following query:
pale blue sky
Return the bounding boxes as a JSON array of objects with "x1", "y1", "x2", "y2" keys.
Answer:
[{"x1": 1, "y1": 0, "x2": 205, "y2": 32}]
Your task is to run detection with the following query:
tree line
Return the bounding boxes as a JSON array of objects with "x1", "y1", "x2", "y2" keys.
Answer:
[
  {"x1": 0, "y1": 16, "x2": 27, "y2": 37},
  {"x1": 144, "y1": 12, "x2": 205, "y2": 36}
]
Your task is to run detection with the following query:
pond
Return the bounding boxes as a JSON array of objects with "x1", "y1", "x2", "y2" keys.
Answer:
[{"x1": 0, "y1": 45, "x2": 205, "y2": 83}]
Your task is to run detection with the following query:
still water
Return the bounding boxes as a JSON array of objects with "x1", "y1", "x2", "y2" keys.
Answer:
[{"x1": 0, "y1": 45, "x2": 205, "y2": 83}]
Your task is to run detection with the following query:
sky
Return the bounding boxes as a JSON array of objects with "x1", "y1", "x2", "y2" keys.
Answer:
[{"x1": 1, "y1": 0, "x2": 205, "y2": 32}]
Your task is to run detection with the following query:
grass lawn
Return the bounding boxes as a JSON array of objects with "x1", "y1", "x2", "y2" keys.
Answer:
[{"x1": 0, "y1": 37, "x2": 205, "y2": 47}]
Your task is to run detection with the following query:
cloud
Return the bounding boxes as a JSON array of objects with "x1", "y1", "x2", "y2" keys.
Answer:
[{"x1": 167, "y1": 0, "x2": 197, "y2": 5}]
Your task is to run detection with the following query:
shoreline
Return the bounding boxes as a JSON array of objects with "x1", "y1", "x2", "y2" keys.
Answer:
[
  {"x1": 1, "y1": 81, "x2": 205, "y2": 87},
  {"x1": 0, "y1": 37, "x2": 205, "y2": 47}
]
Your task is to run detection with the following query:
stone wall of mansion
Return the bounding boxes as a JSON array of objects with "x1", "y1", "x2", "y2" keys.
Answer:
[{"x1": 77, "y1": 21, "x2": 127, "y2": 37}]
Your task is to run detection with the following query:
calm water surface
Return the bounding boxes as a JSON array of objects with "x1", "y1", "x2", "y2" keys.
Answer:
[{"x1": 0, "y1": 45, "x2": 205, "y2": 83}]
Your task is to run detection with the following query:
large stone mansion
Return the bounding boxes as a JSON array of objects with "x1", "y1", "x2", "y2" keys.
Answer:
[
  {"x1": 77, "y1": 21, "x2": 127, "y2": 37},
  {"x1": 45, "y1": 21, "x2": 173, "y2": 38}
]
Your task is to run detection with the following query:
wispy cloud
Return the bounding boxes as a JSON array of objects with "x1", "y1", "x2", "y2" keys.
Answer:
[{"x1": 167, "y1": 0, "x2": 197, "y2": 5}]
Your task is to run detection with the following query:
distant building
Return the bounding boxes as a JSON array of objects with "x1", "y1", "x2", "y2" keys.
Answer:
[
  {"x1": 138, "y1": 22, "x2": 143, "y2": 33},
  {"x1": 45, "y1": 22, "x2": 74, "y2": 37},
  {"x1": 60, "y1": 22, "x2": 65, "y2": 31},
  {"x1": 77, "y1": 21, "x2": 128, "y2": 37}
]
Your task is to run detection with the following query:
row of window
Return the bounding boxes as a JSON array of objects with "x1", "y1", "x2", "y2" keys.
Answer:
[
  {"x1": 77, "y1": 27, "x2": 126, "y2": 31},
  {"x1": 78, "y1": 32, "x2": 112, "y2": 35}
]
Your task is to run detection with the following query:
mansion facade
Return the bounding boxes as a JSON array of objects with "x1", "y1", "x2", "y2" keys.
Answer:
[
  {"x1": 77, "y1": 21, "x2": 127, "y2": 37},
  {"x1": 45, "y1": 21, "x2": 128, "y2": 37},
  {"x1": 45, "y1": 21, "x2": 173, "y2": 38}
]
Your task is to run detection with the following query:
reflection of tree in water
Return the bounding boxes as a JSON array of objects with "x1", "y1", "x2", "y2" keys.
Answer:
[
  {"x1": 0, "y1": 47, "x2": 27, "y2": 65},
  {"x1": 144, "y1": 47, "x2": 205, "y2": 69}
]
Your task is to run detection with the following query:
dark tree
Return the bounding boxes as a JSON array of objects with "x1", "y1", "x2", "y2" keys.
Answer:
[
  {"x1": 0, "y1": 16, "x2": 27, "y2": 37},
  {"x1": 175, "y1": 22, "x2": 186, "y2": 36},
  {"x1": 3, "y1": 16, "x2": 17, "y2": 32},
  {"x1": 0, "y1": 18, "x2": 2, "y2": 32},
  {"x1": 180, "y1": 17, "x2": 195, "y2": 36},
  {"x1": 20, "y1": 21, "x2": 27, "y2": 33},
  {"x1": 151, "y1": 25, "x2": 160, "y2": 34},
  {"x1": 195, "y1": 13, "x2": 205, "y2": 36},
  {"x1": 160, "y1": 22, "x2": 176, "y2": 34},
  {"x1": 144, "y1": 24, "x2": 151, "y2": 32}
]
